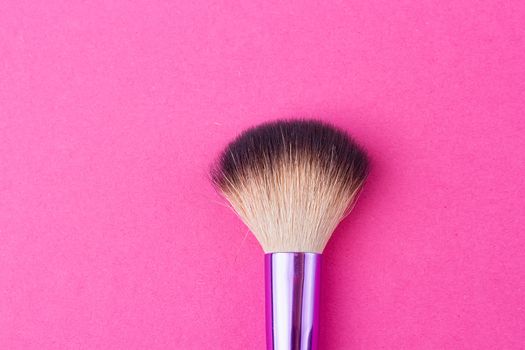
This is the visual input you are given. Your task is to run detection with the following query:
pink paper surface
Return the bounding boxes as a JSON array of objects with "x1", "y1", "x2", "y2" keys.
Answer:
[{"x1": 1, "y1": 1, "x2": 524, "y2": 349}]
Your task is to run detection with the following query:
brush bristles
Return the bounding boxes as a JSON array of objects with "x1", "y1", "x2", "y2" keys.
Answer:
[{"x1": 211, "y1": 119, "x2": 369, "y2": 253}]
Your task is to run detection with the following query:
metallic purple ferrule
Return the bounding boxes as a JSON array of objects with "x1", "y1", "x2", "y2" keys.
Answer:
[{"x1": 265, "y1": 253, "x2": 321, "y2": 350}]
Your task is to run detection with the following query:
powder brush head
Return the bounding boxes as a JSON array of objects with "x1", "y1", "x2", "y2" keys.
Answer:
[{"x1": 211, "y1": 119, "x2": 369, "y2": 253}]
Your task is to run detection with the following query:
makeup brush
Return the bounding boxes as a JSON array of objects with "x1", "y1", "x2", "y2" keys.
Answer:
[{"x1": 211, "y1": 119, "x2": 369, "y2": 350}]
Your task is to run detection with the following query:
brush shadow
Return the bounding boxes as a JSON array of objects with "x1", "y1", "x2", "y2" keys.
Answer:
[
  {"x1": 201, "y1": 109, "x2": 390, "y2": 347},
  {"x1": 313, "y1": 110, "x2": 388, "y2": 348}
]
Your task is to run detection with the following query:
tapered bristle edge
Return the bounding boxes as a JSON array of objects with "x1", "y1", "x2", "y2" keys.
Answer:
[{"x1": 210, "y1": 119, "x2": 369, "y2": 253}]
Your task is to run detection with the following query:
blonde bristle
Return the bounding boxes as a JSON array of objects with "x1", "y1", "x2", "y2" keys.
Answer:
[{"x1": 212, "y1": 119, "x2": 369, "y2": 253}]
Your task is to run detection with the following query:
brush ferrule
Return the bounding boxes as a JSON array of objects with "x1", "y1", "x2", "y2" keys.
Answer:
[{"x1": 265, "y1": 253, "x2": 321, "y2": 350}]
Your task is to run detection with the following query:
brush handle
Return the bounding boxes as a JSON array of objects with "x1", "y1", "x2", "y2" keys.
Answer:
[{"x1": 265, "y1": 253, "x2": 321, "y2": 350}]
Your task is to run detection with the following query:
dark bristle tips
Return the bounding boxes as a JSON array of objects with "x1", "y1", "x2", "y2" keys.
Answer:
[{"x1": 212, "y1": 119, "x2": 369, "y2": 190}]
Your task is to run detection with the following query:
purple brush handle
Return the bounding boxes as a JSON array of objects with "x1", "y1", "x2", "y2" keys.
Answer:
[{"x1": 265, "y1": 253, "x2": 321, "y2": 350}]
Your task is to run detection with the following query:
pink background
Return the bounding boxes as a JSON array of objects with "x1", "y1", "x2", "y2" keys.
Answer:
[{"x1": 1, "y1": 1, "x2": 524, "y2": 349}]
